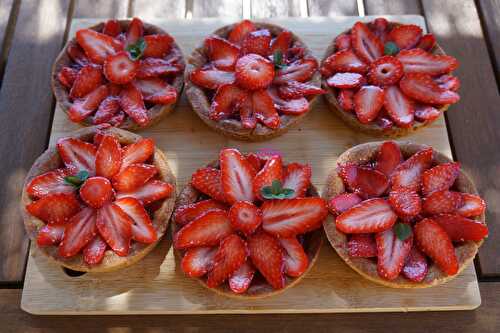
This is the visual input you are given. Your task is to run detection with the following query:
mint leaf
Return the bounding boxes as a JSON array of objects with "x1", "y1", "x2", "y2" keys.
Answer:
[
  {"x1": 273, "y1": 50, "x2": 287, "y2": 70},
  {"x1": 260, "y1": 180, "x2": 295, "y2": 200},
  {"x1": 271, "y1": 180, "x2": 282, "y2": 194},
  {"x1": 126, "y1": 38, "x2": 146, "y2": 61},
  {"x1": 64, "y1": 170, "x2": 89, "y2": 188},
  {"x1": 394, "y1": 223, "x2": 412, "y2": 241},
  {"x1": 384, "y1": 42, "x2": 399, "y2": 56}
]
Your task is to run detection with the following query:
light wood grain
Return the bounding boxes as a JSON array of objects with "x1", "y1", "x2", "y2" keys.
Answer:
[
  {"x1": 308, "y1": 0, "x2": 358, "y2": 16},
  {"x1": 251, "y1": 0, "x2": 304, "y2": 18},
  {"x1": 73, "y1": 0, "x2": 130, "y2": 18},
  {"x1": 131, "y1": 0, "x2": 185, "y2": 18}
]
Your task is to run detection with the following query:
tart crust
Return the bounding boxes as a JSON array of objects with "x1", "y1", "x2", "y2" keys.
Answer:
[
  {"x1": 21, "y1": 126, "x2": 177, "y2": 272},
  {"x1": 322, "y1": 141, "x2": 485, "y2": 288},
  {"x1": 185, "y1": 22, "x2": 322, "y2": 141},
  {"x1": 321, "y1": 23, "x2": 449, "y2": 138},
  {"x1": 51, "y1": 20, "x2": 185, "y2": 131},
  {"x1": 173, "y1": 158, "x2": 323, "y2": 298}
]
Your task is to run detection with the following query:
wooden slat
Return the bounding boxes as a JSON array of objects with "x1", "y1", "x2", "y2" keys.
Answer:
[
  {"x1": 251, "y1": 0, "x2": 303, "y2": 18},
  {"x1": 308, "y1": 0, "x2": 358, "y2": 16},
  {"x1": 131, "y1": 0, "x2": 186, "y2": 18},
  {"x1": 0, "y1": 0, "x2": 71, "y2": 283},
  {"x1": 191, "y1": 0, "x2": 243, "y2": 18},
  {"x1": 477, "y1": 0, "x2": 500, "y2": 84},
  {"x1": 73, "y1": 0, "x2": 129, "y2": 18},
  {"x1": 364, "y1": 0, "x2": 422, "y2": 15}
]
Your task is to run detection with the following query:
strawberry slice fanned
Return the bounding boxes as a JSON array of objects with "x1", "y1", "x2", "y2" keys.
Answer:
[
  {"x1": 402, "y1": 245, "x2": 429, "y2": 282},
  {"x1": 456, "y1": 193, "x2": 486, "y2": 217},
  {"x1": 57, "y1": 137, "x2": 97, "y2": 174},
  {"x1": 58, "y1": 66, "x2": 79, "y2": 88},
  {"x1": 70, "y1": 64, "x2": 103, "y2": 99},
  {"x1": 67, "y1": 43, "x2": 90, "y2": 67},
  {"x1": 433, "y1": 213, "x2": 488, "y2": 241},
  {"x1": 93, "y1": 96, "x2": 120, "y2": 124},
  {"x1": 422, "y1": 190, "x2": 464, "y2": 215},
  {"x1": 229, "y1": 261, "x2": 256, "y2": 294},
  {"x1": 321, "y1": 50, "x2": 368, "y2": 77},
  {"x1": 421, "y1": 162, "x2": 460, "y2": 196},
  {"x1": 248, "y1": 231, "x2": 285, "y2": 290},
  {"x1": 336, "y1": 198, "x2": 397, "y2": 234},
  {"x1": 353, "y1": 85, "x2": 385, "y2": 124},
  {"x1": 27, "y1": 169, "x2": 75, "y2": 199},
  {"x1": 400, "y1": 73, "x2": 460, "y2": 105},
  {"x1": 59, "y1": 207, "x2": 97, "y2": 257},
  {"x1": 220, "y1": 148, "x2": 256, "y2": 204},
  {"x1": 239, "y1": 95, "x2": 257, "y2": 129},
  {"x1": 267, "y1": 87, "x2": 307, "y2": 116},
  {"x1": 282, "y1": 163, "x2": 311, "y2": 199},
  {"x1": 119, "y1": 84, "x2": 150, "y2": 126},
  {"x1": 328, "y1": 193, "x2": 363, "y2": 215},
  {"x1": 143, "y1": 34, "x2": 174, "y2": 58},
  {"x1": 83, "y1": 234, "x2": 107, "y2": 265},
  {"x1": 279, "y1": 237, "x2": 309, "y2": 277},
  {"x1": 241, "y1": 29, "x2": 272, "y2": 57},
  {"x1": 207, "y1": 234, "x2": 248, "y2": 287},
  {"x1": 116, "y1": 180, "x2": 173, "y2": 205},
  {"x1": 191, "y1": 167, "x2": 227, "y2": 203},
  {"x1": 348, "y1": 233, "x2": 377, "y2": 257},
  {"x1": 252, "y1": 155, "x2": 283, "y2": 200},
  {"x1": 270, "y1": 30, "x2": 292, "y2": 54},
  {"x1": 209, "y1": 84, "x2": 247, "y2": 121},
  {"x1": 375, "y1": 141, "x2": 403, "y2": 177},
  {"x1": 189, "y1": 68, "x2": 236, "y2": 90},
  {"x1": 174, "y1": 199, "x2": 227, "y2": 226},
  {"x1": 274, "y1": 58, "x2": 318, "y2": 84},
  {"x1": 76, "y1": 28, "x2": 121, "y2": 65},
  {"x1": 397, "y1": 49, "x2": 459, "y2": 75},
  {"x1": 120, "y1": 138, "x2": 155, "y2": 172},
  {"x1": 338, "y1": 164, "x2": 389, "y2": 198},
  {"x1": 388, "y1": 24, "x2": 422, "y2": 50},
  {"x1": 136, "y1": 57, "x2": 183, "y2": 78},
  {"x1": 69, "y1": 85, "x2": 109, "y2": 123},
  {"x1": 204, "y1": 36, "x2": 240, "y2": 71},
  {"x1": 113, "y1": 163, "x2": 157, "y2": 192},
  {"x1": 351, "y1": 21, "x2": 384, "y2": 64},
  {"x1": 134, "y1": 78, "x2": 177, "y2": 105},
  {"x1": 96, "y1": 203, "x2": 133, "y2": 256},
  {"x1": 228, "y1": 20, "x2": 256, "y2": 45},
  {"x1": 181, "y1": 246, "x2": 217, "y2": 277},
  {"x1": 390, "y1": 147, "x2": 433, "y2": 192},
  {"x1": 115, "y1": 197, "x2": 157, "y2": 244},
  {"x1": 383, "y1": 85, "x2": 414, "y2": 128},
  {"x1": 37, "y1": 223, "x2": 65, "y2": 246},
  {"x1": 125, "y1": 17, "x2": 143, "y2": 46},
  {"x1": 277, "y1": 80, "x2": 325, "y2": 99},
  {"x1": 95, "y1": 134, "x2": 122, "y2": 179},
  {"x1": 376, "y1": 227, "x2": 413, "y2": 280}
]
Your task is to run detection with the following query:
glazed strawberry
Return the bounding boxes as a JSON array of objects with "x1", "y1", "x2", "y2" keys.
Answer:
[
  {"x1": 104, "y1": 51, "x2": 139, "y2": 84},
  {"x1": 229, "y1": 201, "x2": 262, "y2": 236},
  {"x1": 383, "y1": 85, "x2": 414, "y2": 128},
  {"x1": 375, "y1": 141, "x2": 403, "y2": 177},
  {"x1": 204, "y1": 36, "x2": 240, "y2": 70},
  {"x1": 353, "y1": 86, "x2": 384, "y2": 124},
  {"x1": 239, "y1": 95, "x2": 256, "y2": 129},
  {"x1": 246, "y1": 153, "x2": 264, "y2": 172},
  {"x1": 388, "y1": 189, "x2": 422, "y2": 217},
  {"x1": 241, "y1": 29, "x2": 271, "y2": 56},
  {"x1": 350, "y1": 21, "x2": 383, "y2": 64},
  {"x1": 338, "y1": 89, "x2": 355, "y2": 111},
  {"x1": 96, "y1": 202, "x2": 133, "y2": 256},
  {"x1": 336, "y1": 198, "x2": 397, "y2": 234},
  {"x1": 83, "y1": 235, "x2": 107, "y2": 265},
  {"x1": 326, "y1": 72, "x2": 364, "y2": 88},
  {"x1": 414, "y1": 218, "x2": 458, "y2": 276},
  {"x1": 115, "y1": 197, "x2": 157, "y2": 243},
  {"x1": 402, "y1": 245, "x2": 428, "y2": 282},
  {"x1": 229, "y1": 261, "x2": 255, "y2": 293},
  {"x1": 371, "y1": 18, "x2": 389, "y2": 43},
  {"x1": 58, "y1": 67, "x2": 78, "y2": 88},
  {"x1": 433, "y1": 214, "x2": 488, "y2": 242},
  {"x1": 142, "y1": 34, "x2": 173, "y2": 58},
  {"x1": 69, "y1": 85, "x2": 109, "y2": 122},
  {"x1": 334, "y1": 33, "x2": 351, "y2": 51},
  {"x1": 95, "y1": 134, "x2": 122, "y2": 179},
  {"x1": 79, "y1": 177, "x2": 114, "y2": 208},
  {"x1": 328, "y1": 193, "x2": 363, "y2": 215},
  {"x1": 189, "y1": 68, "x2": 236, "y2": 90},
  {"x1": 120, "y1": 138, "x2": 154, "y2": 171},
  {"x1": 416, "y1": 34, "x2": 436, "y2": 51},
  {"x1": 75, "y1": 29, "x2": 121, "y2": 64},
  {"x1": 57, "y1": 137, "x2": 97, "y2": 173},
  {"x1": 136, "y1": 57, "x2": 183, "y2": 78},
  {"x1": 228, "y1": 20, "x2": 256, "y2": 45},
  {"x1": 422, "y1": 190, "x2": 463, "y2": 215},
  {"x1": 274, "y1": 58, "x2": 317, "y2": 84},
  {"x1": 279, "y1": 237, "x2": 308, "y2": 277},
  {"x1": 400, "y1": 73, "x2": 460, "y2": 105},
  {"x1": 174, "y1": 210, "x2": 233, "y2": 249},
  {"x1": 456, "y1": 193, "x2": 486, "y2": 217},
  {"x1": 421, "y1": 162, "x2": 460, "y2": 196},
  {"x1": 434, "y1": 74, "x2": 460, "y2": 92},
  {"x1": 253, "y1": 89, "x2": 280, "y2": 128},
  {"x1": 367, "y1": 56, "x2": 403, "y2": 86},
  {"x1": 390, "y1": 147, "x2": 433, "y2": 192},
  {"x1": 191, "y1": 167, "x2": 227, "y2": 203},
  {"x1": 338, "y1": 164, "x2": 389, "y2": 198},
  {"x1": 209, "y1": 84, "x2": 247, "y2": 121},
  {"x1": 282, "y1": 163, "x2": 311, "y2": 199},
  {"x1": 134, "y1": 78, "x2": 177, "y2": 104},
  {"x1": 248, "y1": 231, "x2": 285, "y2": 289},
  {"x1": 235, "y1": 54, "x2": 274, "y2": 90},
  {"x1": 268, "y1": 87, "x2": 309, "y2": 115},
  {"x1": 37, "y1": 223, "x2": 65, "y2": 246},
  {"x1": 270, "y1": 30, "x2": 292, "y2": 54},
  {"x1": 93, "y1": 96, "x2": 120, "y2": 124},
  {"x1": 59, "y1": 208, "x2": 97, "y2": 257},
  {"x1": 67, "y1": 43, "x2": 89, "y2": 66},
  {"x1": 348, "y1": 233, "x2": 377, "y2": 257},
  {"x1": 126, "y1": 17, "x2": 143, "y2": 45},
  {"x1": 321, "y1": 50, "x2": 367, "y2": 77},
  {"x1": 174, "y1": 199, "x2": 227, "y2": 226},
  {"x1": 26, "y1": 169, "x2": 74, "y2": 199},
  {"x1": 102, "y1": 20, "x2": 121, "y2": 37},
  {"x1": 376, "y1": 227, "x2": 413, "y2": 280},
  {"x1": 220, "y1": 148, "x2": 256, "y2": 204},
  {"x1": 119, "y1": 84, "x2": 149, "y2": 126},
  {"x1": 181, "y1": 246, "x2": 217, "y2": 277},
  {"x1": 253, "y1": 155, "x2": 283, "y2": 200},
  {"x1": 70, "y1": 64, "x2": 104, "y2": 99},
  {"x1": 277, "y1": 80, "x2": 325, "y2": 99},
  {"x1": 207, "y1": 234, "x2": 248, "y2": 288},
  {"x1": 414, "y1": 105, "x2": 440, "y2": 123},
  {"x1": 262, "y1": 198, "x2": 328, "y2": 237},
  {"x1": 109, "y1": 111, "x2": 125, "y2": 126},
  {"x1": 388, "y1": 24, "x2": 422, "y2": 50},
  {"x1": 116, "y1": 180, "x2": 173, "y2": 205},
  {"x1": 397, "y1": 49, "x2": 459, "y2": 75}
]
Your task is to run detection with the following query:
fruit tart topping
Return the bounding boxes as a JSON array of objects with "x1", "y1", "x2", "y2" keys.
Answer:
[
  {"x1": 174, "y1": 199, "x2": 227, "y2": 226},
  {"x1": 228, "y1": 20, "x2": 256, "y2": 45},
  {"x1": 387, "y1": 24, "x2": 422, "y2": 50},
  {"x1": 376, "y1": 226, "x2": 413, "y2": 280},
  {"x1": 279, "y1": 237, "x2": 309, "y2": 277},
  {"x1": 181, "y1": 246, "x2": 217, "y2": 278},
  {"x1": 229, "y1": 261, "x2": 256, "y2": 294},
  {"x1": 207, "y1": 234, "x2": 248, "y2": 288},
  {"x1": 353, "y1": 85, "x2": 385, "y2": 124},
  {"x1": 83, "y1": 235, "x2": 107, "y2": 265},
  {"x1": 402, "y1": 245, "x2": 428, "y2": 282},
  {"x1": 248, "y1": 231, "x2": 285, "y2": 290},
  {"x1": 456, "y1": 193, "x2": 486, "y2": 217},
  {"x1": 235, "y1": 54, "x2": 274, "y2": 90},
  {"x1": 348, "y1": 233, "x2": 377, "y2": 257}
]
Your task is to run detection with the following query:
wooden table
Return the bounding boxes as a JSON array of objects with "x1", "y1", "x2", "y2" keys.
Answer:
[{"x1": 0, "y1": 0, "x2": 498, "y2": 331}]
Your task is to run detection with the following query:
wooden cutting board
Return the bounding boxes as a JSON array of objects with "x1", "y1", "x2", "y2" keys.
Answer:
[{"x1": 21, "y1": 16, "x2": 481, "y2": 315}]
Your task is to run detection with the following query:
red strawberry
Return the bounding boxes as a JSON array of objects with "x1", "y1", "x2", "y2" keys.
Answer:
[
  {"x1": 367, "y1": 56, "x2": 403, "y2": 86},
  {"x1": 285, "y1": 46, "x2": 306, "y2": 66},
  {"x1": 190, "y1": 68, "x2": 236, "y2": 90},
  {"x1": 58, "y1": 67, "x2": 78, "y2": 88},
  {"x1": 253, "y1": 155, "x2": 283, "y2": 200},
  {"x1": 121, "y1": 138, "x2": 155, "y2": 172},
  {"x1": 327, "y1": 72, "x2": 364, "y2": 89},
  {"x1": 57, "y1": 137, "x2": 97, "y2": 174},
  {"x1": 348, "y1": 233, "x2": 377, "y2": 257},
  {"x1": 26, "y1": 169, "x2": 75, "y2": 199},
  {"x1": 434, "y1": 74, "x2": 460, "y2": 92},
  {"x1": 119, "y1": 84, "x2": 149, "y2": 126},
  {"x1": 104, "y1": 51, "x2": 139, "y2": 84},
  {"x1": 228, "y1": 20, "x2": 256, "y2": 45},
  {"x1": 248, "y1": 232, "x2": 285, "y2": 289},
  {"x1": 384, "y1": 85, "x2": 414, "y2": 128},
  {"x1": 422, "y1": 190, "x2": 463, "y2": 215},
  {"x1": 339, "y1": 164, "x2": 389, "y2": 198},
  {"x1": 70, "y1": 64, "x2": 104, "y2": 99},
  {"x1": 79, "y1": 177, "x2": 113, "y2": 208},
  {"x1": 58, "y1": 207, "x2": 97, "y2": 257},
  {"x1": 174, "y1": 199, "x2": 227, "y2": 226},
  {"x1": 76, "y1": 29, "x2": 121, "y2": 64},
  {"x1": 402, "y1": 245, "x2": 428, "y2": 282},
  {"x1": 397, "y1": 49, "x2": 459, "y2": 75},
  {"x1": 136, "y1": 57, "x2": 183, "y2": 78},
  {"x1": 102, "y1": 20, "x2": 121, "y2": 37},
  {"x1": 191, "y1": 167, "x2": 227, "y2": 203},
  {"x1": 134, "y1": 78, "x2": 177, "y2": 104},
  {"x1": 456, "y1": 193, "x2": 486, "y2": 217},
  {"x1": 351, "y1": 21, "x2": 384, "y2": 63},
  {"x1": 274, "y1": 58, "x2": 317, "y2": 84},
  {"x1": 388, "y1": 24, "x2": 422, "y2": 50},
  {"x1": 229, "y1": 261, "x2": 255, "y2": 293},
  {"x1": 114, "y1": 197, "x2": 157, "y2": 243},
  {"x1": 376, "y1": 227, "x2": 413, "y2": 280},
  {"x1": 36, "y1": 223, "x2": 65, "y2": 246},
  {"x1": 229, "y1": 201, "x2": 262, "y2": 236},
  {"x1": 336, "y1": 198, "x2": 397, "y2": 234},
  {"x1": 67, "y1": 43, "x2": 89, "y2": 66},
  {"x1": 391, "y1": 147, "x2": 433, "y2": 192},
  {"x1": 376, "y1": 115, "x2": 394, "y2": 131},
  {"x1": 93, "y1": 96, "x2": 120, "y2": 124},
  {"x1": 115, "y1": 180, "x2": 173, "y2": 205},
  {"x1": 414, "y1": 218, "x2": 458, "y2": 275},
  {"x1": 271, "y1": 30, "x2": 292, "y2": 54},
  {"x1": 371, "y1": 18, "x2": 389, "y2": 43},
  {"x1": 338, "y1": 89, "x2": 355, "y2": 111},
  {"x1": 113, "y1": 164, "x2": 157, "y2": 192},
  {"x1": 239, "y1": 95, "x2": 256, "y2": 129},
  {"x1": 321, "y1": 50, "x2": 367, "y2": 77},
  {"x1": 277, "y1": 80, "x2": 325, "y2": 99},
  {"x1": 375, "y1": 141, "x2": 403, "y2": 177},
  {"x1": 433, "y1": 213, "x2": 488, "y2": 242},
  {"x1": 181, "y1": 246, "x2": 217, "y2": 277},
  {"x1": 253, "y1": 89, "x2": 280, "y2": 128},
  {"x1": 174, "y1": 210, "x2": 233, "y2": 249},
  {"x1": 143, "y1": 34, "x2": 173, "y2": 58},
  {"x1": 422, "y1": 162, "x2": 460, "y2": 196},
  {"x1": 246, "y1": 153, "x2": 264, "y2": 172},
  {"x1": 262, "y1": 198, "x2": 328, "y2": 237},
  {"x1": 389, "y1": 189, "x2": 422, "y2": 217},
  {"x1": 353, "y1": 85, "x2": 384, "y2": 124},
  {"x1": 220, "y1": 148, "x2": 256, "y2": 204},
  {"x1": 400, "y1": 73, "x2": 460, "y2": 105},
  {"x1": 126, "y1": 17, "x2": 143, "y2": 45},
  {"x1": 279, "y1": 237, "x2": 308, "y2": 277},
  {"x1": 204, "y1": 36, "x2": 240, "y2": 70},
  {"x1": 83, "y1": 235, "x2": 107, "y2": 265},
  {"x1": 268, "y1": 87, "x2": 309, "y2": 115},
  {"x1": 207, "y1": 234, "x2": 248, "y2": 287},
  {"x1": 209, "y1": 84, "x2": 247, "y2": 121},
  {"x1": 235, "y1": 54, "x2": 274, "y2": 90},
  {"x1": 241, "y1": 29, "x2": 271, "y2": 56},
  {"x1": 95, "y1": 134, "x2": 122, "y2": 179},
  {"x1": 96, "y1": 203, "x2": 133, "y2": 256},
  {"x1": 108, "y1": 83, "x2": 122, "y2": 96},
  {"x1": 282, "y1": 163, "x2": 311, "y2": 199},
  {"x1": 328, "y1": 193, "x2": 363, "y2": 215},
  {"x1": 416, "y1": 33, "x2": 436, "y2": 51},
  {"x1": 69, "y1": 85, "x2": 109, "y2": 122},
  {"x1": 334, "y1": 33, "x2": 352, "y2": 51},
  {"x1": 414, "y1": 105, "x2": 441, "y2": 123},
  {"x1": 109, "y1": 111, "x2": 126, "y2": 126}
]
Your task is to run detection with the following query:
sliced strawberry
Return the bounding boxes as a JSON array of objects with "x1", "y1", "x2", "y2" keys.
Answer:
[
  {"x1": 235, "y1": 54, "x2": 274, "y2": 90},
  {"x1": 383, "y1": 85, "x2": 414, "y2": 128},
  {"x1": 119, "y1": 84, "x2": 149, "y2": 126},
  {"x1": 421, "y1": 162, "x2": 460, "y2": 196},
  {"x1": 414, "y1": 105, "x2": 441, "y2": 123},
  {"x1": 59, "y1": 207, "x2": 97, "y2": 257},
  {"x1": 67, "y1": 43, "x2": 89, "y2": 66},
  {"x1": 282, "y1": 163, "x2": 311, "y2": 199},
  {"x1": 354, "y1": 85, "x2": 384, "y2": 124},
  {"x1": 109, "y1": 111, "x2": 126, "y2": 126},
  {"x1": 26, "y1": 169, "x2": 75, "y2": 199},
  {"x1": 241, "y1": 29, "x2": 271, "y2": 56},
  {"x1": 434, "y1": 74, "x2": 460, "y2": 92},
  {"x1": 336, "y1": 198, "x2": 397, "y2": 234},
  {"x1": 391, "y1": 147, "x2": 433, "y2": 192},
  {"x1": 79, "y1": 177, "x2": 113, "y2": 209},
  {"x1": 174, "y1": 209, "x2": 233, "y2": 249},
  {"x1": 433, "y1": 213, "x2": 488, "y2": 242},
  {"x1": 334, "y1": 33, "x2": 352, "y2": 51},
  {"x1": 69, "y1": 85, "x2": 109, "y2": 122},
  {"x1": 348, "y1": 233, "x2": 377, "y2": 257},
  {"x1": 327, "y1": 72, "x2": 364, "y2": 89},
  {"x1": 113, "y1": 164, "x2": 157, "y2": 192},
  {"x1": 351, "y1": 21, "x2": 384, "y2": 64},
  {"x1": 143, "y1": 34, "x2": 173, "y2": 58},
  {"x1": 229, "y1": 201, "x2": 262, "y2": 236},
  {"x1": 108, "y1": 83, "x2": 122, "y2": 96},
  {"x1": 456, "y1": 193, "x2": 486, "y2": 217},
  {"x1": 95, "y1": 134, "x2": 122, "y2": 179},
  {"x1": 134, "y1": 78, "x2": 177, "y2": 104},
  {"x1": 96, "y1": 203, "x2": 133, "y2": 256},
  {"x1": 371, "y1": 18, "x2": 389, "y2": 43},
  {"x1": 207, "y1": 234, "x2": 248, "y2": 287},
  {"x1": 248, "y1": 231, "x2": 285, "y2": 289},
  {"x1": 414, "y1": 218, "x2": 458, "y2": 276},
  {"x1": 389, "y1": 189, "x2": 422, "y2": 217},
  {"x1": 246, "y1": 153, "x2": 265, "y2": 172},
  {"x1": 191, "y1": 167, "x2": 227, "y2": 203},
  {"x1": 388, "y1": 24, "x2": 422, "y2": 50},
  {"x1": 397, "y1": 49, "x2": 459, "y2": 75},
  {"x1": 376, "y1": 227, "x2": 413, "y2": 280},
  {"x1": 181, "y1": 246, "x2": 217, "y2": 277},
  {"x1": 376, "y1": 115, "x2": 394, "y2": 130},
  {"x1": 93, "y1": 96, "x2": 120, "y2": 124},
  {"x1": 190, "y1": 68, "x2": 235, "y2": 90},
  {"x1": 115, "y1": 197, "x2": 157, "y2": 243},
  {"x1": 253, "y1": 89, "x2": 280, "y2": 128},
  {"x1": 320, "y1": 50, "x2": 367, "y2": 77},
  {"x1": 229, "y1": 261, "x2": 255, "y2": 293},
  {"x1": 220, "y1": 148, "x2": 256, "y2": 204},
  {"x1": 253, "y1": 155, "x2": 283, "y2": 200},
  {"x1": 400, "y1": 73, "x2": 460, "y2": 105},
  {"x1": 58, "y1": 67, "x2": 78, "y2": 88},
  {"x1": 126, "y1": 17, "x2": 143, "y2": 46},
  {"x1": 416, "y1": 33, "x2": 436, "y2": 51},
  {"x1": 209, "y1": 84, "x2": 247, "y2": 121},
  {"x1": 402, "y1": 245, "x2": 428, "y2": 282},
  {"x1": 136, "y1": 57, "x2": 183, "y2": 78},
  {"x1": 423, "y1": 190, "x2": 463, "y2": 215},
  {"x1": 228, "y1": 20, "x2": 256, "y2": 45},
  {"x1": 328, "y1": 193, "x2": 363, "y2": 215},
  {"x1": 279, "y1": 237, "x2": 308, "y2": 277},
  {"x1": 285, "y1": 45, "x2": 306, "y2": 65},
  {"x1": 375, "y1": 141, "x2": 403, "y2": 177},
  {"x1": 339, "y1": 164, "x2": 389, "y2": 199},
  {"x1": 338, "y1": 89, "x2": 355, "y2": 111},
  {"x1": 174, "y1": 199, "x2": 227, "y2": 226},
  {"x1": 103, "y1": 51, "x2": 139, "y2": 84},
  {"x1": 76, "y1": 29, "x2": 121, "y2": 64},
  {"x1": 70, "y1": 64, "x2": 104, "y2": 99},
  {"x1": 239, "y1": 94, "x2": 256, "y2": 129},
  {"x1": 367, "y1": 56, "x2": 403, "y2": 86},
  {"x1": 57, "y1": 137, "x2": 97, "y2": 174},
  {"x1": 116, "y1": 180, "x2": 173, "y2": 205},
  {"x1": 277, "y1": 80, "x2": 325, "y2": 99},
  {"x1": 121, "y1": 138, "x2": 155, "y2": 171},
  {"x1": 83, "y1": 235, "x2": 107, "y2": 265},
  {"x1": 271, "y1": 30, "x2": 292, "y2": 54},
  {"x1": 36, "y1": 223, "x2": 65, "y2": 246},
  {"x1": 268, "y1": 87, "x2": 309, "y2": 115},
  {"x1": 204, "y1": 36, "x2": 240, "y2": 70},
  {"x1": 274, "y1": 58, "x2": 317, "y2": 84},
  {"x1": 262, "y1": 198, "x2": 328, "y2": 237},
  {"x1": 102, "y1": 20, "x2": 121, "y2": 37}
]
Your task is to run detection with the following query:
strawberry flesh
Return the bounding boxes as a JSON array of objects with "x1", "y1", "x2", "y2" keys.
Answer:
[
  {"x1": 252, "y1": 89, "x2": 280, "y2": 128},
  {"x1": 282, "y1": 163, "x2": 311, "y2": 199},
  {"x1": 383, "y1": 85, "x2": 414, "y2": 128},
  {"x1": 70, "y1": 64, "x2": 104, "y2": 99},
  {"x1": 354, "y1": 86, "x2": 384, "y2": 124},
  {"x1": 220, "y1": 148, "x2": 256, "y2": 204},
  {"x1": 351, "y1": 21, "x2": 384, "y2": 64},
  {"x1": 339, "y1": 164, "x2": 389, "y2": 198},
  {"x1": 103, "y1": 51, "x2": 139, "y2": 84},
  {"x1": 422, "y1": 190, "x2": 464, "y2": 215},
  {"x1": 229, "y1": 261, "x2": 256, "y2": 293},
  {"x1": 375, "y1": 141, "x2": 403, "y2": 177},
  {"x1": 209, "y1": 84, "x2": 247, "y2": 121},
  {"x1": 422, "y1": 162, "x2": 460, "y2": 196},
  {"x1": 274, "y1": 58, "x2": 318, "y2": 84},
  {"x1": 115, "y1": 197, "x2": 157, "y2": 243},
  {"x1": 336, "y1": 198, "x2": 397, "y2": 234},
  {"x1": 279, "y1": 237, "x2": 309, "y2": 277},
  {"x1": 134, "y1": 78, "x2": 177, "y2": 105},
  {"x1": 191, "y1": 167, "x2": 227, "y2": 203},
  {"x1": 174, "y1": 199, "x2": 227, "y2": 226},
  {"x1": 248, "y1": 231, "x2": 285, "y2": 290},
  {"x1": 204, "y1": 36, "x2": 240, "y2": 70},
  {"x1": 388, "y1": 24, "x2": 422, "y2": 50},
  {"x1": 79, "y1": 176, "x2": 113, "y2": 208},
  {"x1": 181, "y1": 246, "x2": 217, "y2": 277},
  {"x1": 190, "y1": 68, "x2": 236, "y2": 90},
  {"x1": 95, "y1": 134, "x2": 122, "y2": 179},
  {"x1": 116, "y1": 180, "x2": 173, "y2": 205},
  {"x1": 241, "y1": 29, "x2": 271, "y2": 57},
  {"x1": 328, "y1": 193, "x2": 363, "y2": 215},
  {"x1": 119, "y1": 84, "x2": 149, "y2": 126},
  {"x1": 400, "y1": 73, "x2": 460, "y2": 105},
  {"x1": 456, "y1": 193, "x2": 486, "y2": 217},
  {"x1": 397, "y1": 49, "x2": 458, "y2": 76},
  {"x1": 207, "y1": 234, "x2": 248, "y2": 288},
  {"x1": 327, "y1": 72, "x2": 364, "y2": 89},
  {"x1": 229, "y1": 201, "x2": 263, "y2": 236},
  {"x1": 433, "y1": 213, "x2": 488, "y2": 241},
  {"x1": 376, "y1": 227, "x2": 413, "y2": 280},
  {"x1": 367, "y1": 56, "x2": 403, "y2": 86},
  {"x1": 228, "y1": 20, "x2": 256, "y2": 45},
  {"x1": 59, "y1": 207, "x2": 97, "y2": 257},
  {"x1": 76, "y1": 29, "x2": 121, "y2": 65},
  {"x1": 252, "y1": 155, "x2": 283, "y2": 200},
  {"x1": 388, "y1": 189, "x2": 422, "y2": 217},
  {"x1": 96, "y1": 203, "x2": 133, "y2": 256},
  {"x1": 235, "y1": 54, "x2": 274, "y2": 90},
  {"x1": 26, "y1": 169, "x2": 75, "y2": 199},
  {"x1": 390, "y1": 147, "x2": 433, "y2": 192},
  {"x1": 348, "y1": 233, "x2": 377, "y2": 257},
  {"x1": 83, "y1": 235, "x2": 107, "y2": 265},
  {"x1": 57, "y1": 137, "x2": 97, "y2": 174},
  {"x1": 143, "y1": 34, "x2": 174, "y2": 58},
  {"x1": 27, "y1": 193, "x2": 81, "y2": 224},
  {"x1": 321, "y1": 50, "x2": 367, "y2": 77},
  {"x1": 37, "y1": 223, "x2": 65, "y2": 247}
]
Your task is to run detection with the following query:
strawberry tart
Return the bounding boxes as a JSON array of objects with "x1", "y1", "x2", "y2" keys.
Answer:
[
  {"x1": 322, "y1": 141, "x2": 487, "y2": 288},
  {"x1": 172, "y1": 148, "x2": 327, "y2": 297},
  {"x1": 185, "y1": 20, "x2": 324, "y2": 141},
  {"x1": 52, "y1": 18, "x2": 185, "y2": 130},
  {"x1": 21, "y1": 125, "x2": 176, "y2": 272},
  {"x1": 321, "y1": 18, "x2": 460, "y2": 137}
]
